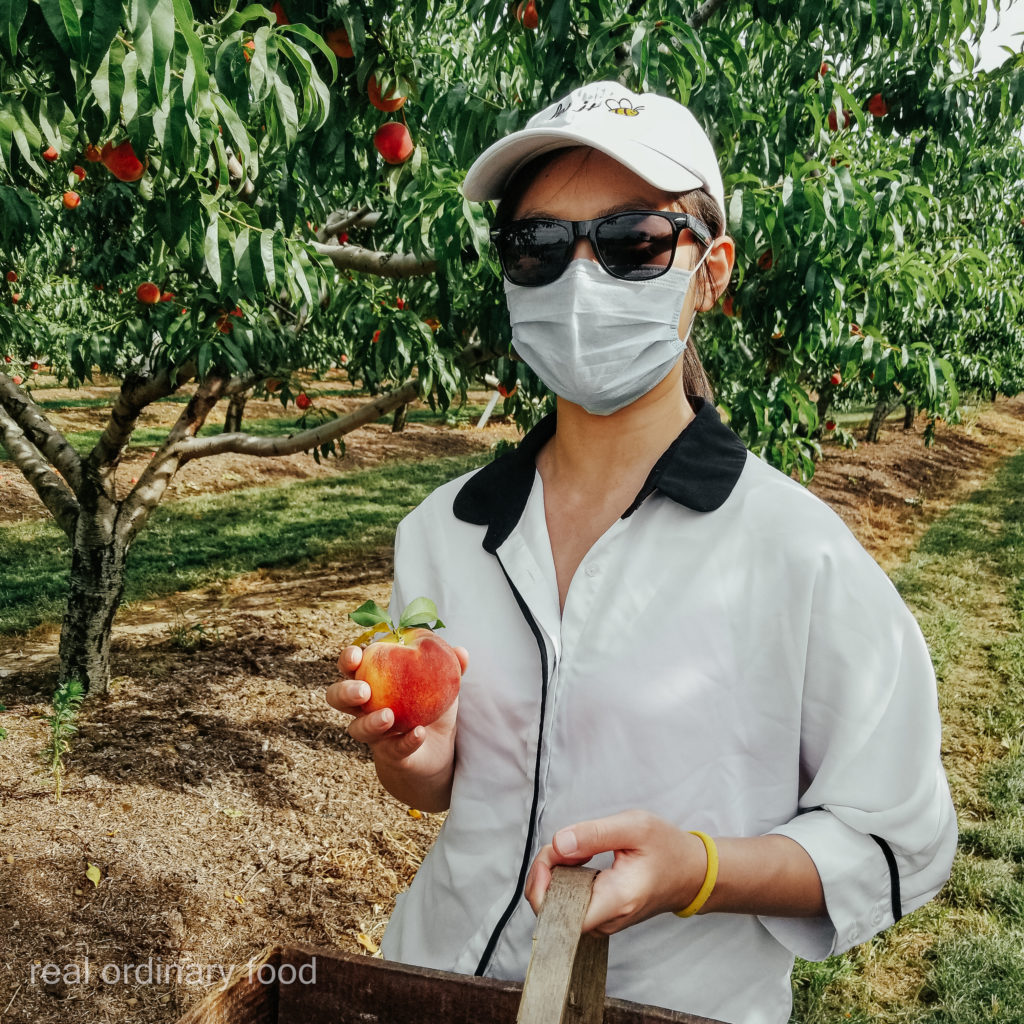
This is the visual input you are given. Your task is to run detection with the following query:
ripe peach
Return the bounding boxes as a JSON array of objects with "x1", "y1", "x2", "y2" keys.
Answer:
[
  {"x1": 42, "y1": 145, "x2": 59, "y2": 162},
  {"x1": 368, "y1": 75, "x2": 406, "y2": 112},
  {"x1": 867, "y1": 92, "x2": 889, "y2": 117},
  {"x1": 62, "y1": 191, "x2": 81, "y2": 209},
  {"x1": 374, "y1": 122, "x2": 414, "y2": 164},
  {"x1": 101, "y1": 140, "x2": 146, "y2": 182},
  {"x1": 354, "y1": 628, "x2": 462, "y2": 732},
  {"x1": 136, "y1": 282, "x2": 161, "y2": 304},
  {"x1": 325, "y1": 27, "x2": 353, "y2": 58},
  {"x1": 827, "y1": 108, "x2": 852, "y2": 132},
  {"x1": 517, "y1": 0, "x2": 539, "y2": 29}
]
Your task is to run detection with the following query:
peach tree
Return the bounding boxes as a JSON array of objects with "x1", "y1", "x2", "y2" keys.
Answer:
[{"x1": 1, "y1": 0, "x2": 1021, "y2": 693}]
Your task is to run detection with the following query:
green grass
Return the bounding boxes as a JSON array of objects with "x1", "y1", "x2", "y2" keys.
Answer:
[
  {"x1": 791, "y1": 448, "x2": 1024, "y2": 1023},
  {"x1": 922, "y1": 929, "x2": 1024, "y2": 1022},
  {"x1": 0, "y1": 451, "x2": 489, "y2": 633}
]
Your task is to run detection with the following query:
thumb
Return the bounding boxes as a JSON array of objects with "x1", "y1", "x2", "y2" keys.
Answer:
[{"x1": 552, "y1": 812, "x2": 640, "y2": 861}]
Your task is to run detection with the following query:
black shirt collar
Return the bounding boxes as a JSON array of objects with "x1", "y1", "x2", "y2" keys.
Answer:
[{"x1": 452, "y1": 397, "x2": 748, "y2": 554}]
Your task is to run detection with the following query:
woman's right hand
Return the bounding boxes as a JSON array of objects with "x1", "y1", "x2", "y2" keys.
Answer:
[{"x1": 326, "y1": 644, "x2": 467, "y2": 810}]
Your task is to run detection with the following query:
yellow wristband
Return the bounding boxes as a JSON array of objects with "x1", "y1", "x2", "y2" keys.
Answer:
[{"x1": 675, "y1": 830, "x2": 719, "y2": 918}]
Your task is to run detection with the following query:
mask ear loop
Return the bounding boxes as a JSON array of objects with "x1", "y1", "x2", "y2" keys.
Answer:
[{"x1": 678, "y1": 243, "x2": 714, "y2": 347}]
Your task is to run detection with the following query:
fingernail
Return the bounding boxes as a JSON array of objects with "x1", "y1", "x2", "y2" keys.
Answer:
[
  {"x1": 555, "y1": 829, "x2": 577, "y2": 855},
  {"x1": 358, "y1": 683, "x2": 370, "y2": 700},
  {"x1": 380, "y1": 709, "x2": 393, "y2": 727}
]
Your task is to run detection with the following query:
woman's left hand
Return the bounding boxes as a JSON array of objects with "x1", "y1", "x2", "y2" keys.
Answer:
[{"x1": 524, "y1": 810, "x2": 709, "y2": 935}]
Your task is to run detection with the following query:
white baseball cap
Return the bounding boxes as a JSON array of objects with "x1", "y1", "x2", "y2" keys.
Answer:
[{"x1": 462, "y1": 81, "x2": 725, "y2": 220}]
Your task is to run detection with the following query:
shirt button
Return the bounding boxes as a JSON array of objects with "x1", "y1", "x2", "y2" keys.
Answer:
[{"x1": 584, "y1": 564, "x2": 600, "y2": 578}]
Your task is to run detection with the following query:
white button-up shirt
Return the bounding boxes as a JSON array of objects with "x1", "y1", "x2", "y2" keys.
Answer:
[{"x1": 379, "y1": 399, "x2": 957, "y2": 1024}]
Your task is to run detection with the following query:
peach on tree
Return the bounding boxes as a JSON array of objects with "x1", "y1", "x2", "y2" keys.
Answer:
[{"x1": 374, "y1": 122, "x2": 414, "y2": 164}]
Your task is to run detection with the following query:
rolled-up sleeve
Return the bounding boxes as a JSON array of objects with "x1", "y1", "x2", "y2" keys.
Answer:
[{"x1": 758, "y1": 532, "x2": 958, "y2": 961}]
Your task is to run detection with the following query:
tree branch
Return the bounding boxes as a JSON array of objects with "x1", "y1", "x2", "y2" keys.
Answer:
[
  {"x1": 177, "y1": 379, "x2": 421, "y2": 462},
  {"x1": 312, "y1": 241, "x2": 438, "y2": 278},
  {"x1": 689, "y1": 0, "x2": 731, "y2": 29},
  {"x1": 0, "y1": 405, "x2": 79, "y2": 537},
  {"x1": 226, "y1": 151, "x2": 255, "y2": 199},
  {"x1": 89, "y1": 362, "x2": 196, "y2": 474},
  {"x1": 0, "y1": 374, "x2": 84, "y2": 492},
  {"x1": 115, "y1": 374, "x2": 235, "y2": 546},
  {"x1": 114, "y1": 341, "x2": 503, "y2": 548},
  {"x1": 164, "y1": 375, "x2": 230, "y2": 446},
  {"x1": 166, "y1": 341, "x2": 503, "y2": 463},
  {"x1": 319, "y1": 208, "x2": 381, "y2": 240}
]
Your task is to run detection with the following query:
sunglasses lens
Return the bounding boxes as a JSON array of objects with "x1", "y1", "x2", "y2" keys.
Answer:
[
  {"x1": 595, "y1": 213, "x2": 676, "y2": 280},
  {"x1": 497, "y1": 220, "x2": 573, "y2": 287}
]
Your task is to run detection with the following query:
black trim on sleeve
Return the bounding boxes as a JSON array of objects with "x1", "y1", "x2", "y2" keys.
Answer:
[{"x1": 870, "y1": 834, "x2": 903, "y2": 923}]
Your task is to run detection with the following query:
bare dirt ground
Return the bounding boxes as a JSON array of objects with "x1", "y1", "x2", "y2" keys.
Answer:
[{"x1": 0, "y1": 392, "x2": 1022, "y2": 1024}]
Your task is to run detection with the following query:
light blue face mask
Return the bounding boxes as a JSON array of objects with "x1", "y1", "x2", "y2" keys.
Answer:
[{"x1": 504, "y1": 252, "x2": 709, "y2": 415}]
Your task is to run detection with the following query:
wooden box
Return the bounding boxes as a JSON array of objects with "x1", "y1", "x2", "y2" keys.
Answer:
[{"x1": 177, "y1": 869, "x2": 725, "y2": 1024}]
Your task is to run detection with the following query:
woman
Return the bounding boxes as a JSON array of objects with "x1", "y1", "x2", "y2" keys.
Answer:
[{"x1": 327, "y1": 82, "x2": 957, "y2": 1024}]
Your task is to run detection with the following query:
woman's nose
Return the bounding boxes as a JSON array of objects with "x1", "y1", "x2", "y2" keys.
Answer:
[{"x1": 571, "y1": 237, "x2": 599, "y2": 263}]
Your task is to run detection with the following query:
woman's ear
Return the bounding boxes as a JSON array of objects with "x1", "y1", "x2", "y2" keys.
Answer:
[{"x1": 696, "y1": 235, "x2": 736, "y2": 312}]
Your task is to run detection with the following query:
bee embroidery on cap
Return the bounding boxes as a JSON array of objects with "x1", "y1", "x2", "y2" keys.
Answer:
[{"x1": 607, "y1": 97, "x2": 642, "y2": 116}]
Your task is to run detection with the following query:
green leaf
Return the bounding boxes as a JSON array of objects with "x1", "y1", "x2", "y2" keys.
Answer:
[
  {"x1": 350, "y1": 600, "x2": 393, "y2": 629},
  {"x1": 204, "y1": 216, "x2": 221, "y2": 287},
  {"x1": 85, "y1": 0, "x2": 122, "y2": 73},
  {"x1": 172, "y1": 0, "x2": 209, "y2": 94},
  {"x1": 120, "y1": 48, "x2": 140, "y2": 129},
  {"x1": 259, "y1": 229, "x2": 276, "y2": 290},
  {"x1": 39, "y1": 0, "x2": 81, "y2": 57},
  {"x1": 0, "y1": 0, "x2": 28, "y2": 59},
  {"x1": 398, "y1": 597, "x2": 442, "y2": 630},
  {"x1": 213, "y1": 93, "x2": 253, "y2": 177},
  {"x1": 132, "y1": 0, "x2": 176, "y2": 103}
]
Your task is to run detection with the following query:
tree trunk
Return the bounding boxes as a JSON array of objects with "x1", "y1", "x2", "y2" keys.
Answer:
[
  {"x1": 223, "y1": 393, "x2": 247, "y2": 432},
  {"x1": 391, "y1": 402, "x2": 408, "y2": 433},
  {"x1": 866, "y1": 398, "x2": 897, "y2": 442},
  {"x1": 57, "y1": 532, "x2": 127, "y2": 695},
  {"x1": 903, "y1": 402, "x2": 916, "y2": 430}
]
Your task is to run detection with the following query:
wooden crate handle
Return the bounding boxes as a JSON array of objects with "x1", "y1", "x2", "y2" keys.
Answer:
[{"x1": 516, "y1": 865, "x2": 608, "y2": 1024}]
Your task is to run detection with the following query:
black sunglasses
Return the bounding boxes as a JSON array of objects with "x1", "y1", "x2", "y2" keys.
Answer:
[{"x1": 490, "y1": 209, "x2": 712, "y2": 288}]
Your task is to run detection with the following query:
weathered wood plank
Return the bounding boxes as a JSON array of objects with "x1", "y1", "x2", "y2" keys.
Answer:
[{"x1": 517, "y1": 866, "x2": 605, "y2": 1024}]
